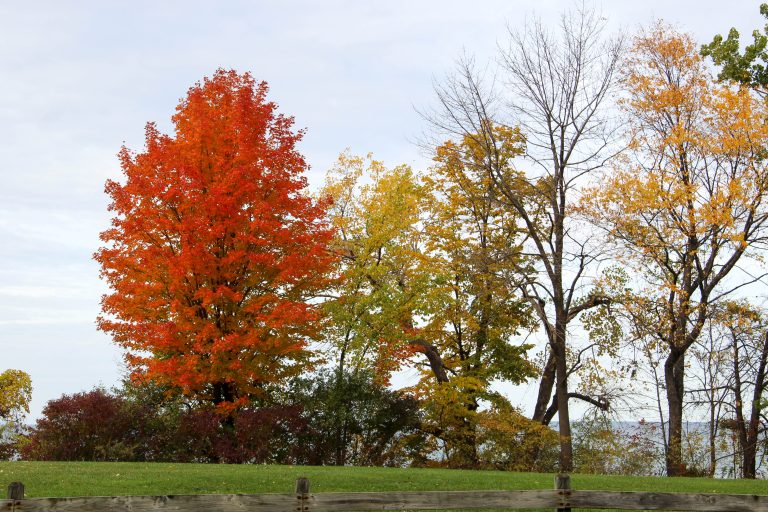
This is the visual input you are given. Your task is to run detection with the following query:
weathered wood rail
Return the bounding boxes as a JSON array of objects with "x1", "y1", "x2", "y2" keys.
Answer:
[{"x1": 4, "y1": 475, "x2": 768, "y2": 512}]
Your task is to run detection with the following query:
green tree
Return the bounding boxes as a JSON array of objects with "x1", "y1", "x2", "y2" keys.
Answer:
[
  {"x1": 702, "y1": 4, "x2": 768, "y2": 92},
  {"x1": 320, "y1": 152, "x2": 430, "y2": 380},
  {"x1": 285, "y1": 369, "x2": 424, "y2": 467}
]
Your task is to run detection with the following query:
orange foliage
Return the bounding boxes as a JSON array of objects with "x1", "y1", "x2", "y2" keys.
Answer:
[
  {"x1": 95, "y1": 70, "x2": 335, "y2": 412},
  {"x1": 582, "y1": 24, "x2": 768, "y2": 476}
]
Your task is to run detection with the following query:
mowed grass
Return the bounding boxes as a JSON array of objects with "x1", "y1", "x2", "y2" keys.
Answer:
[{"x1": 0, "y1": 462, "x2": 766, "y2": 498}]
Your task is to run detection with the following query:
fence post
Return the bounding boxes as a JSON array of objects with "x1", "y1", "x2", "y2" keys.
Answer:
[
  {"x1": 554, "y1": 474, "x2": 571, "y2": 512},
  {"x1": 295, "y1": 477, "x2": 310, "y2": 512},
  {"x1": 7, "y1": 482, "x2": 24, "y2": 501},
  {"x1": 7, "y1": 482, "x2": 24, "y2": 512}
]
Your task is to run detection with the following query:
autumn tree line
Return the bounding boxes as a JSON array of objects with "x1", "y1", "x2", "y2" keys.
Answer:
[{"x1": 3, "y1": 5, "x2": 768, "y2": 478}]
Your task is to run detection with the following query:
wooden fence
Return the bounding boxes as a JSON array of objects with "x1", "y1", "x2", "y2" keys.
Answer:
[{"x1": 4, "y1": 475, "x2": 768, "y2": 512}]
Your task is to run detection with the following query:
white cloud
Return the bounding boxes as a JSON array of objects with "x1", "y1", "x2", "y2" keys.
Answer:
[{"x1": 0, "y1": 286, "x2": 81, "y2": 299}]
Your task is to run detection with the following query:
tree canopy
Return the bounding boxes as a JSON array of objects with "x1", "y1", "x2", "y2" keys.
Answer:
[
  {"x1": 0, "y1": 369, "x2": 31, "y2": 421},
  {"x1": 584, "y1": 24, "x2": 768, "y2": 476},
  {"x1": 95, "y1": 69, "x2": 336, "y2": 415}
]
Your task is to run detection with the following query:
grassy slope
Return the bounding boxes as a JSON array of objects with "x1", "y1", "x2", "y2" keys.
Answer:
[{"x1": 0, "y1": 462, "x2": 766, "y2": 498}]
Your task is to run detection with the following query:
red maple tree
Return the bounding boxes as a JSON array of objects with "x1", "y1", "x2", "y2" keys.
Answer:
[{"x1": 96, "y1": 69, "x2": 335, "y2": 414}]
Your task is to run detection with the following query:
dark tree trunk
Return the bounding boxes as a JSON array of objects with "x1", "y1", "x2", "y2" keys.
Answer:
[
  {"x1": 523, "y1": 352, "x2": 557, "y2": 469},
  {"x1": 553, "y1": 324, "x2": 573, "y2": 472},
  {"x1": 734, "y1": 331, "x2": 768, "y2": 479},
  {"x1": 532, "y1": 353, "x2": 557, "y2": 423},
  {"x1": 665, "y1": 351, "x2": 686, "y2": 476}
]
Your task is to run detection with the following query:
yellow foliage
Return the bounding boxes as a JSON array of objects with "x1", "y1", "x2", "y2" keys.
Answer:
[
  {"x1": 0, "y1": 369, "x2": 32, "y2": 420},
  {"x1": 423, "y1": 126, "x2": 535, "y2": 382},
  {"x1": 581, "y1": 23, "x2": 768, "y2": 350},
  {"x1": 319, "y1": 151, "x2": 430, "y2": 379},
  {"x1": 476, "y1": 401, "x2": 559, "y2": 471}
]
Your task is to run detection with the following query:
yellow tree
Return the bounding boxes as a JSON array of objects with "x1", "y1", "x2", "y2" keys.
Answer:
[
  {"x1": 584, "y1": 25, "x2": 768, "y2": 476},
  {"x1": 320, "y1": 152, "x2": 430, "y2": 381},
  {"x1": 415, "y1": 127, "x2": 537, "y2": 468},
  {"x1": 0, "y1": 369, "x2": 31, "y2": 420},
  {"x1": 321, "y1": 148, "x2": 537, "y2": 468},
  {"x1": 0, "y1": 369, "x2": 32, "y2": 456},
  {"x1": 321, "y1": 153, "x2": 450, "y2": 467}
]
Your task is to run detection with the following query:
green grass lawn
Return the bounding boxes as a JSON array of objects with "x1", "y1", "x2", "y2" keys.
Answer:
[{"x1": 0, "y1": 462, "x2": 765, "y2": 499}]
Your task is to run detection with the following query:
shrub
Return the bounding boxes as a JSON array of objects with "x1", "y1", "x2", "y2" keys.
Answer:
[{"x1": 22, "y1": 388, "x2": 152, "y2": 461}]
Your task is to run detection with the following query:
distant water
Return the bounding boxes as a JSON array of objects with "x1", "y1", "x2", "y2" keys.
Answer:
[{"x1": 554, "y1": 420, "x2": 766, "y2": 478}]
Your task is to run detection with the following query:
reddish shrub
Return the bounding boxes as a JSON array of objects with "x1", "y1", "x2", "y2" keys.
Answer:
[{"x1": 22, "y1": 389, "x2": 152, "y2": 461}]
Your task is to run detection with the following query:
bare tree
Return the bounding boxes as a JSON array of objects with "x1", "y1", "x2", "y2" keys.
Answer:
[
  {"x1": 687, "y1": 303, "x2": 768, "y2": 478},
  {"x1": 722, "y1": 303, "x2": 768, "y2": 479},
  {"x1": 424, "y1": 5, "x2": 623, "y2": 471},
  {"x1": 688, "y1": 320, "x2": 732, "y2": 476}
]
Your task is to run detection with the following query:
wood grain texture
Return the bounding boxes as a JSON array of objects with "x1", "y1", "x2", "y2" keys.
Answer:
[
  {"x1": 554, "y1": 474, "x2": 571, "y2": 512},
  {"x1": 0, "y1": 491, "x2": 558, "y2": 512},
  {"x1": 2, "y1": 494, "x2": 298, "y2": 512},
  {"x1": 7, "y1": 482, "x2": 24, "y2": 500},
  {"x1": 570, "y1": 490, "x2": 768, "y2": 511},
  {"x1": 309, "y1": 490, "x2": 559, "y2": 510},
  {"x1": 3, "y1": 488, "x2": 768, "y2": 512}
]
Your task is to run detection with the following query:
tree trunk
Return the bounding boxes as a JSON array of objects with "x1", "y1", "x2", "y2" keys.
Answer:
[
  {"x1": 742, "y1": 430, "x2": 757, "y2": 479},
  {"x1": 665, "y1": 351, "x2": 686, "y2": 476},
  {"x1": 553, "y1": 318, "x2": 573, "y2": 472},
  {"x1": 734, "y1": 377, "x2": 758, "y2": 479},
  {"x1": 452, "y1": 417, "x2": 479, "y2": 469},
  {"x1": 522, "y1": 352, "x2": 557, "y2": 469},
  {"x1": 333, "y1": 371, "x2": 348, "y2": 466},
  {"x1": 708, "y1": 401, "x2": 716, "y2": 478},
  {"x1": 741, "y1": 330, "x2": 768, "y2": 479},
  {"x1": 532, "y1": 353, "x2": 557, "y2": 423}
]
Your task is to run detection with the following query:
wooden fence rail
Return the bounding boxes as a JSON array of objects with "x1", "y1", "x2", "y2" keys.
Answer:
[{"x1": 4, "y1": 475, "x2": 768, "y2": 512}]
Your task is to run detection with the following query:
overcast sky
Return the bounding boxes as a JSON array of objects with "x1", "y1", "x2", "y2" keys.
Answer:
[{"x1": 0, "y1": 1, "x2": 761, "y2": 420}]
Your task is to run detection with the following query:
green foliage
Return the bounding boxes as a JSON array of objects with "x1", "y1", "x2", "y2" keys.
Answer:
[
  {"x1": 571, "y1": 268, "x2": 629, "y2": 405},
  {"x1": 702, "y1": 4, "x2": 768, "y2": 88},
  {"x1": 580, "y1": 266, "x2": 629, "y2": 358},
  {"x1": 282, "y1": 369, "x2": 425, "y2": 467},
  {"x1": 573, "y1": 414, "x2": 662, "y2": 476}
]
